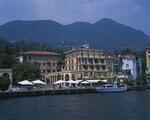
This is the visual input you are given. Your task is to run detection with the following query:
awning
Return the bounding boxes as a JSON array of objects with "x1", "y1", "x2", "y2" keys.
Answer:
[
  {"x1": 18, "y1": 80, "x2": 34, "y2": 85},
  {"x1": 32, "y1": 80, "x2": 46, "y2": 85}
]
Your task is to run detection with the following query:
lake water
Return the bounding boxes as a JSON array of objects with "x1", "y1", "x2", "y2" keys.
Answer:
[{"x1": 0, "y1": 90, "x2": 150, "y2": 120}]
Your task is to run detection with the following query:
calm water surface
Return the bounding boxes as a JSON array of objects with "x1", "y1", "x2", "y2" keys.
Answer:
[{"x1": 0, "y1": 90, "x2": 150, "y2": 120}]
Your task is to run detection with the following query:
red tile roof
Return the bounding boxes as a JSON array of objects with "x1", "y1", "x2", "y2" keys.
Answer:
[{"x1": 20, "y1": 51, "x2": 61, "y2": 56}]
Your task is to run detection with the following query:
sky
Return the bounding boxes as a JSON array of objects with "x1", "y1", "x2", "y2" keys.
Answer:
[{"x1": 0, "y1": 0, "x2": 150, "y2": 34}]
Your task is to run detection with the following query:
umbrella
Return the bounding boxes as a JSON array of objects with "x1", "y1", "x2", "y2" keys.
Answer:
[
  {"x1": 18, "y1": 80, "x2": 34, "y2": 85},
  {"x1": 53, "y1": 80, "x2": 66, "y2": 84},
  {"x1": 66, "y1": 80, "x2": 78, "y2": 84},
  {"x1": 101, "y1": 79, "x2": 108, "y2": 83},
  {"x1": 81, "y1": 81, "x2": 91, "y2": 84},
  {"x1": 32, "y1": 80, "x2": 46, "y2": 85},
  {"x1": 86, "y1": 80, "x2": 100, "y2": 83},
  {"x1": 76, "y1": 80, "x2": 83, "y2": 83}
]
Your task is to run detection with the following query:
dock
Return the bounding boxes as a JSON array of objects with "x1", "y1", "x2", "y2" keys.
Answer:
[{"x1": 0, "y1": 88, "x2": 96, "y2": 98}]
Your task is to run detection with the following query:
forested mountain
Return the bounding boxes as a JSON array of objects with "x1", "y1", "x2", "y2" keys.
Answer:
[{"x1": 0, "y1": 18, "x2": 150, "y2": 51}]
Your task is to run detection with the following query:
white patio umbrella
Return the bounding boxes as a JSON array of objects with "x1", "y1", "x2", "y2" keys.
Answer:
[
  {"x1": 32, "y1": 80, "x2": 46, "y2": 85},
  {"x1": 18, "y1": 80, "x2": 34, "y2": 85},
  {"x1": 76, "y1": 80, "x2": 83, "y2": 83},
  {"x1": 101, "y1": 79, "x2": 108, "y2": 83},
  {"x1": 81, "y1": 81, "x2": 91, "y2": 84},
  {"x1": 53, "y1": 80, "x2": 66, "y2": 84},
  {"x1": 66, "y1": 80, "x2": 78, "y2": 84},
  {"x1": 86, "y1": 80, "x2": 100, "y2": 83}
]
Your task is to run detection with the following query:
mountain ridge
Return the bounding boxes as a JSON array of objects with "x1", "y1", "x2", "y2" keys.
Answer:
[{"x1": 0, "y1": 18, "x2": 149, "y2": 51}]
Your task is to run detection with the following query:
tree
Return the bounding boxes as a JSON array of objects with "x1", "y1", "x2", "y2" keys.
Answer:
[
  {"x1": 139, "y1": 51, "x2": 147, "y2": 85},
  {"x1": 121, "y1": 48, "x2": 136, "y2": 55},
  {"x1": 0, "y1": 45, "x2": 15, "y2": 68},
  {"x1": 12, "y1": 62, "x2": 41, "y2": 84},
  {"x1": 0, "y1": 76, "x2": 10, "y2": 91}
]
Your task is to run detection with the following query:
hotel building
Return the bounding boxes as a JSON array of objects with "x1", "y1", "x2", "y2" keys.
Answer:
[
  {"x1": 44, "y1": 46, "x2": 109, "y2": 84},
  {"x1": 18, "y1": 51, "x2": 62, "y2": 81}
]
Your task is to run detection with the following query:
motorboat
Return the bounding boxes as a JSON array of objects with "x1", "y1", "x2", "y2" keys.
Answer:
[{"x1": 95, "y1": 83, "x2": 127, "y2": 92}]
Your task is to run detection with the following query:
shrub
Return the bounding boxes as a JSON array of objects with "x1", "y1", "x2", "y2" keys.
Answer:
[{"x1": 0, "y1": 76, "x2": 10, "y2": 91}]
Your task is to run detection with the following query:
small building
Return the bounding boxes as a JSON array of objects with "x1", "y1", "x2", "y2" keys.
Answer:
[
  {"x1": 106, "y1": 55, "x2": 123, "y2": 78},
  {"x1": 122, "y1": 55, "x2": 142, "y2": 80}
]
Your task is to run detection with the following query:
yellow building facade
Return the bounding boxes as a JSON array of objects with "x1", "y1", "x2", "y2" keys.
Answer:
[{"x1": 45, "y1": 47, "x2": 109, "y2": 84}]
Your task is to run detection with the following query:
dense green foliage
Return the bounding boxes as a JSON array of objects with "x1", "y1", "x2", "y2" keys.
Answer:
[
  {"x1": 121, "y1": 48, "x2": 136, "y2": 55},
  {"x1": 0, "y1": 40, "x2": 15, "y2": 68},
  {"x1": 0, "y1": 38, "x2": 11, "y2": 52},
  {"x1": 138, "y1": 51, "x2": 147, "y2": 85},
  {"x1": 12, "y1": 62, "x2": 41, "y2": 84},
  {"x1": 13, "y1": 40, "x2": 53, "y2": 53},
  {"x1": 0, "y1": 75, "x2": 10, "y2": 91}
]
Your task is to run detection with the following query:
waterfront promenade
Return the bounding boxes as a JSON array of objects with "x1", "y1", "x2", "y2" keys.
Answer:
[
  {"x1": 0, "y1": 87, "x2": 96, "y2": 98},
  {"x1": 0, "y1": 85, "x2": 150, "y2": 98}
]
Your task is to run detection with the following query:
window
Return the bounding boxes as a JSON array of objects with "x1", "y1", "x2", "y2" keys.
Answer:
[
  {"x1": 84, "y1": 72, "x2": 88, "y2": 76},
  {"x1": 100, "y1": 59, "x2": 104, "y2": 63},
  {"x1": 43, "y1": 69, "x2": 46, "y2": 73},
  {"x1": 93, "y1": 54, "x2": 95, "y2": 57},
  {"x1": 101, "y1": 65, "x2": 106, "y2": 70},
  {"x1": 126, "y1": 64, "x2": 129, "y2": 68},
  {"x1": 28, "y1": 56, "x2": 31, "y2": 61},
  {"x1": 99, "y1": 54, "x2": 101, "y2": 57},
  {"x1": 90, "y1": 72, "x2": 93, "y2": 77},
  {"x1": 87, "y1": 53, "x2": 89, "y2": 57},
  {"x1": 47, "y1": 62, "x2": 51, "y2": 65},
  {"x1": 47, "y1": 69, "x2": 51, "y2": 73}
]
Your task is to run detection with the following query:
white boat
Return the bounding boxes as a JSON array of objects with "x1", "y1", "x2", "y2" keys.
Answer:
[{"x1": 95, "y1": 83, "x2": 127, "y2": 92}]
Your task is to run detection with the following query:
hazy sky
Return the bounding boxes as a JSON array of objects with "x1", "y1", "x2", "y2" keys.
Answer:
[{"x1": 0, "y1": 0, "x2": 150, "y2": 34}]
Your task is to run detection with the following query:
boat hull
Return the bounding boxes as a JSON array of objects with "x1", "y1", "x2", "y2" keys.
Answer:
[{"x1": 95, "y1": 87, "x2": 127, "y2": 92}]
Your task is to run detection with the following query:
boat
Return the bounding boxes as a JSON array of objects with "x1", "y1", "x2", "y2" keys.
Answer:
[{"x1": 95, "y1": 83, "x2": 127, "y2": 92}]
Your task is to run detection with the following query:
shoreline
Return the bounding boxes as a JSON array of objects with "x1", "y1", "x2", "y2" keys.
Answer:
[
  {"x1": 0, "y1": 88, "x2": 95, "y2": 99},
  {"x1": 0, "y1": 86, "x2": 150, "y2": 99}
]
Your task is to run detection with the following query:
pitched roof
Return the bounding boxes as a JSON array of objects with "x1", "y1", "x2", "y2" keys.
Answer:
[
  {"x1": 64, "y1": 48, "x2": 103, "y2": 54},
  {"x1": 20, "y1": 51, "x2": 61, "y2": 56}
]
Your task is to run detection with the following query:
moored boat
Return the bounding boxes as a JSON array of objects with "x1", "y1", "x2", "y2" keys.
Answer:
[{"x1": 95, "y1": 83, "x2": 127, "y2": 92}]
